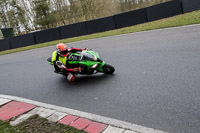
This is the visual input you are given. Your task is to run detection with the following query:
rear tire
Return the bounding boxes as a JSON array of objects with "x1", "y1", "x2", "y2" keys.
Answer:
[{"x1": 103, "y1": 64, "x2": 115, "y2": 74}]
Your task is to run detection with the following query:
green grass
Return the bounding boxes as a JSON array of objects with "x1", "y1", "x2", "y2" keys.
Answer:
[
  {"x1": 0, "y1": 115, "x2": 86, "y2": 133},
  {"x1": 0, "y1": 121, "x2": 20, "y2": 133},
  {"x1": 0, "y1": 10, "x2": 200, "y2": 56}
]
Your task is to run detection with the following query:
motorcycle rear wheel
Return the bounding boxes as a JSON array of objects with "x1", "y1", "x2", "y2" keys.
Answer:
[{"x1": 103, "y1": 64, "x2": 115, "y2": 74}]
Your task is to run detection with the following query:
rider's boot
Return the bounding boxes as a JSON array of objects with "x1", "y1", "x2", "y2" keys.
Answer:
[{"x1": 66, "y1": 72, "x2": 77, "y2": 83}]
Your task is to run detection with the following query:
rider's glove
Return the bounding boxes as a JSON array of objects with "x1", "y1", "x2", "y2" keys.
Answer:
[{"x1": 83, "y1": 48, "x2": 89, "y2": 51}]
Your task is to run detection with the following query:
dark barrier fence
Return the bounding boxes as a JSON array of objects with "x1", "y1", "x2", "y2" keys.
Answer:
[
  {"x1": 86, "y1": 16, "x2": 116, "y2": 34},
  {"x1": 114, "y1": 8, "x2": 147, "y2": 29},
  {"x1": 181, "y1": 0, "x2": 200, "y2": 13},
  {"x1": 1, "y1": 0, "x2": 200, "y2": 52},
  {"x1": 146, "y1": 0, "x2": 182, "y2": 22},
  {"x1": 0, "y1": 39, "x2": 10, "y2": 51},
  {"x1": 60, "y1": 22, "x2": 87, "y2": 39},
  {"x1": 9, "y1": 33, "x2": 35, "y2": 49},
  {"x1": 34, "y1": 27, "x2": 61, "y2": 44}
]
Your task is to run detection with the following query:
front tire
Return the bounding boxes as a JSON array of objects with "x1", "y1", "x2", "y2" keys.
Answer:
[{"x1": 103, "y1": 64, "x2": 115, "y2": 74}]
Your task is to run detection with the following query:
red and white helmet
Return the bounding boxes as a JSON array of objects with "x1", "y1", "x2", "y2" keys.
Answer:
[{"x1": 56, "y1": 43, "x2": 68, "y2": 56}]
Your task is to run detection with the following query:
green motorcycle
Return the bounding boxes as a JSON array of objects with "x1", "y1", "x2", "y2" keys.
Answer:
[{"x1": 47, "y1": 50, "x2": 115, "y2": 75}]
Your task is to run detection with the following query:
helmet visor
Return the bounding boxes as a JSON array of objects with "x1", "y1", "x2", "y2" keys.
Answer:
[{"x1": 60, "y1": 50, "x2": 68, "y2": 55}]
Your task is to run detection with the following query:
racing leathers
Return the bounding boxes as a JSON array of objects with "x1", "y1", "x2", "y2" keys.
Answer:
[{"x1": 52, "y1": 48, "x2": 87, "y2": 83}]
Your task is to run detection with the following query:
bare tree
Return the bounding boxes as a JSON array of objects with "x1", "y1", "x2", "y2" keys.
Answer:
[{"x1": 0, "y1": 0, "x2": 171, "y2": 35}]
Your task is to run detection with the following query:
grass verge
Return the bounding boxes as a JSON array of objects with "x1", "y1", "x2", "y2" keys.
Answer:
[
  {"x1": 0, "y1": 115, "x2": 86, "y2": 133},
  {"x1": 0, "y1": 10, "x2": 200, "y2": 56}
]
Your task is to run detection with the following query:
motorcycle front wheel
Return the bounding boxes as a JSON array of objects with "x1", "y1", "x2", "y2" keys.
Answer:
[{"x1": 103, "y1": 64, "x2": 115, "y2": 74}]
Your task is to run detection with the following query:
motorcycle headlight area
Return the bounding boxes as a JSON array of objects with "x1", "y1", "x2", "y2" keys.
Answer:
[
  {"x1": 93, "y1": 55, "x2": 97, "y2": 61},
  {"x1": 91, "y1": 63, "x2": 99, "y2": 69}
]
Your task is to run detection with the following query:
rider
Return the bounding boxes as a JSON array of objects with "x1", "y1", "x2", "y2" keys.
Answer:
[{"x1": 52, "y1": 43, "x2": 87, "y2": 83}]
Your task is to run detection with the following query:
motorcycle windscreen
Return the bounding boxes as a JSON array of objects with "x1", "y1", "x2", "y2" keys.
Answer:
[{"x1": 82, "y1": 53, "x2": 97, "y2": 61}]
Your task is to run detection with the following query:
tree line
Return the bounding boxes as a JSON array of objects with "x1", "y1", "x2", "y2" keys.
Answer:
[{"x1": 0, "y1": 0, "x2": 169, "y2": 35}]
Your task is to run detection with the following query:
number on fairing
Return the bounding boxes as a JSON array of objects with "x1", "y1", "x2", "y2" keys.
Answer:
[{"x1": 69, "y1": 55, "x2": 81, "y2": 61}]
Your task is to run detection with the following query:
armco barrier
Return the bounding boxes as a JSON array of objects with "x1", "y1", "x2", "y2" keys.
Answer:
[
  {"x1": 9, "y1": 33, "x2": 35, "y2": 49},
  {"x1": 86, "y1": 16, "x2": 116, "y2": 34},
  {"x1": 114, "y1": 8, "x2": 147, "y2": 29},
  {"x1": 34, "y1": 28, "x2": 61, "y2": 44},
  {"x1": 60, "y1": 22, "x2": 87, "y2": 39},
  {"x1": 182, "y1": 0, "x2": 200, "y2": 13},
  {"x1": 146, "y1": 0, "x2": 182, "y2": 22},
  {"x1": 0, "y1": 39, "x2": 10, "y2": 51}
]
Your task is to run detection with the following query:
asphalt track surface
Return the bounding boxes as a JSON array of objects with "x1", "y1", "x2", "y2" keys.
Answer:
[{"x1": 0, "y1": 25, "x2": 200, "y2": 133}]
